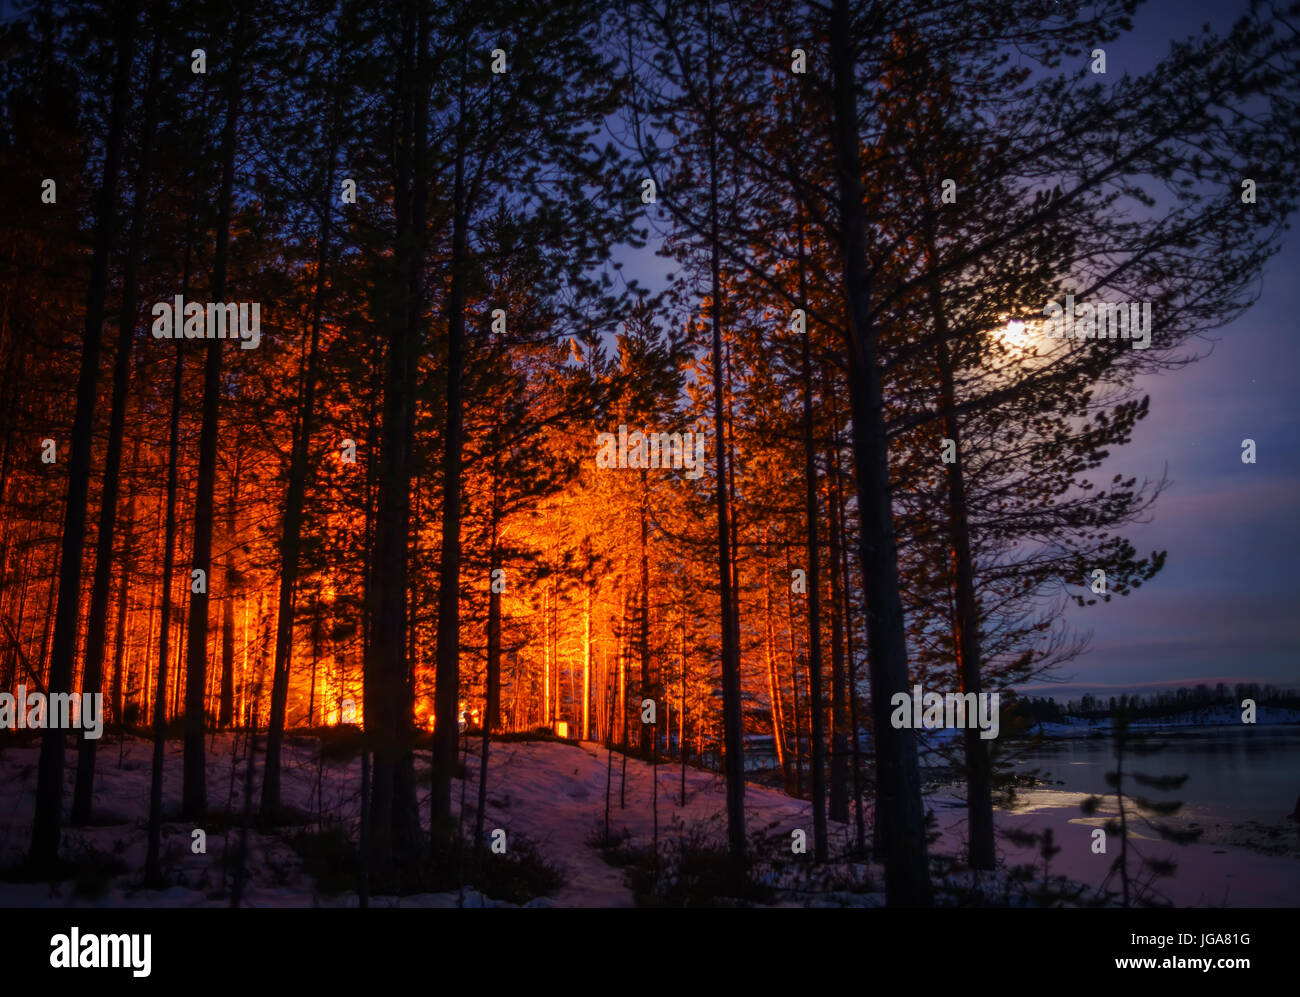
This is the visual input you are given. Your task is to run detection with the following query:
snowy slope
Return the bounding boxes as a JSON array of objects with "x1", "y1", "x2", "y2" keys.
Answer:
[{"x1": 0, "y1": 732, "x2": 1294, "y2": 907}]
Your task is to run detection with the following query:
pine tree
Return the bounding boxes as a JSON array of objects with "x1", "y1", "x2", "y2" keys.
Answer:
[
  {"x1": 30, "y1": 0, "x2": 137, "y2": 871},
  {"x1": 1081, "y1": 711, "x2": 1202, "y2": 908}
]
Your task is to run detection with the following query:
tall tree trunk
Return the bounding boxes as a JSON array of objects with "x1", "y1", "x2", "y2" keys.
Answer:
[
  {"x1": 923, "y1": 220, "x2": 995, "y2": 870},
  {"x1": 220, "y1": 585, "x2": 236, "y2": 727},
  {"x1": 784, "y1": 540, "x2": 803, "y2": 797},
  {"x1": 583, "y1": 583, "x2": 593, "y2": 741},
  {"x1": 72, "y1": 20, "x2": 160, "y2": 825},
  {"x1": 109, "y1": 505, "x2": 132, "y2": 725},
  {"x1": 182, "y1": 1, "x2": 246, "y2": 821},
  {"x1": 796, "y1": 208, "x2": 828, "y2": 859},
  {"x1": 762, "y1": 529, "x2": 788, "y2": 790},
  {"x1": 171, "y1": 604, "x2": 184, "y2": 722},
  {"x1": 827, "y1": 431, "x2": 850, "y2": 824},
  {"x1": 219, "y1": 455, "x2": 241, "y2": 729},
  {"x1": 551, "y1": 581, "x2": 560, "y2": 723},
  {"x1": 638, "y1": 476, "x2": 651, "y2": 756},
  {"x1": 831, "y1": 433, "x2": 868, "y2": 854},
  {"x1": 31, "y1": 0, "x2": 136, "y2": 867},
  {"x1": 541, "y1": 588, "x2": 550, "y2": 727},
  {"x1": 617, "y1": 588, "x2": 627, "y2": 806},
  {"x1": 431, "y1": 54, "x2": 466, "y2": 833},
  {"x1": 679, "y1": 600, "x2": 687, "y2": 805},
  {"x1": 138, "y1": 500, "x2": 164, "y2": 722},
  {"x1": 146, "y1": 201, "x2": 194, "y2": 885},
  {"x1": 388, "y1": 0, "x2": 431, "y2": 870},
  {"x1": 474, "y1": 448, "x2": 503, "y2": 864},
  {"x1": 828, "y1": 0, "x2": 931, "y2": 906},
  {"x1": 261, "y1": 91, "x2": 340, "y2": 820},
  {"x1": 369, "y1": 0, "x2": 428, "y2": 879},
  {"x1": 705, "y1": 0, "x2": 746, "y2": 873},
  {"x1": 39, "y1": 571, "x2": 56, "y2": 689},
  {"x1": 306, "y1": 593, "x2": 321, "y2": 726},
  {"x1": 111, "y1": 431, "x2": 144, "y2": 724},
  {"x1": 603, "y1": 636, "x2": 617, "y2": 838}
]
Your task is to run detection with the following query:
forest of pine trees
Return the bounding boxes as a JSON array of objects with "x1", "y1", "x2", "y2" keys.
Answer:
[{"x1": 1, "y1": 0, "x2": 1298, "y2": 909}]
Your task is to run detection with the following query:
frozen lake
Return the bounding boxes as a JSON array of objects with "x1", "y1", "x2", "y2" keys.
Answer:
[{"x1": 1006, "y1": 725, "x2": 1300, "y2": 825}]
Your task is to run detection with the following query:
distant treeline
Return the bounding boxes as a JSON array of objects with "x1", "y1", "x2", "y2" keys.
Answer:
[{"x1": 1013, "y1": 684, "x2": 1300, "y2": 723}]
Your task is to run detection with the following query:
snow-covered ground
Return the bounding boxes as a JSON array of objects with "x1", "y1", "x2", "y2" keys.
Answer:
[{"x1": 0, "y1": 732, "x2": 1295, "y2": 906}]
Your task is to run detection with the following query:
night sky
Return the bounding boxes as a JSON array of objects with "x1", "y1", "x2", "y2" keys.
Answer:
[{"x1": 1034, "y1": 0, "x2": 1299, "y2": 698}]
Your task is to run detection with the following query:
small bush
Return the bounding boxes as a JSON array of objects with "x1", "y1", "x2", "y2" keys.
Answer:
[
  {"x1": 475, "y1": 833, "x2": 566, "y2": 904},
  {"x1": 315, "y1": 724, "x2": 365, "y2": 762},
  {"x1": 0, "y1": 840, "x2": 128, "y2": 898},
  {"x1": 588, "y1": 823, "x2": 638, "y2": 867},
  {"x1": 627, "y1": 824, "x2": 771, "y2": 907},
  {"x1": 288, "y1": 825, "x2": 358, "y2": 896}
]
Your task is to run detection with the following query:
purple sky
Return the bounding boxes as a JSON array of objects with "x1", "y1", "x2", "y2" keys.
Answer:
[{"x1": 1029, "y1": 0, "x2": 1300, "y2": 697}]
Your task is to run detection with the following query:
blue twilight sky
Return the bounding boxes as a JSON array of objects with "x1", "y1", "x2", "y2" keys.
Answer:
[{"x1": 1023, "y1": 0, "x2": 1299, "y2": 698}]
